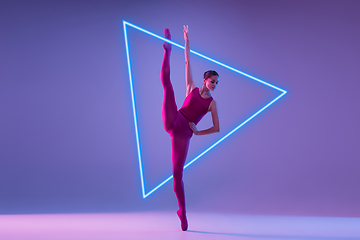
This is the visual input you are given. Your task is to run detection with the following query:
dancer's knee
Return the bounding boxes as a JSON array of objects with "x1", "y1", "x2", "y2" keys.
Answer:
[
  {"x1": 173, "y1": 165, "x2": 183, "y2": 178},
  {"x1": 173, "y1": 178, "x2": 183, "y2": 192},
  {"x1": 161, "y1": 82, "x2": 174, "y2": 94}
]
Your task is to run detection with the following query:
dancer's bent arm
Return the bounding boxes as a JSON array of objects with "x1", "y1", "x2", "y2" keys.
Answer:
[
  {"x1": 189, "y1": 100, "x2": 220, "y2": 135},
  {"x1": 184, "y1": 25, "x2": 195, "y2": 96}
]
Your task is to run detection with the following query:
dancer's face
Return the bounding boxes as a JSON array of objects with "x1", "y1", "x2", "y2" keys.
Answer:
[{"x1": 204, "y1": 75, "x2": 219, "y2": 91}]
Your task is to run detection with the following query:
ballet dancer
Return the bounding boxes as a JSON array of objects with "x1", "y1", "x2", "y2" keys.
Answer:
[{"x1": 160, "y1": 25, "x2": 220, "y2": 231}]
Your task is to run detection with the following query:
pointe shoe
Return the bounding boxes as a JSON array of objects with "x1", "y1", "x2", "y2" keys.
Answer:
[
  {"x1": 177, "y1": 210, "x2": 188, "y2": 231},
  {"x1": 162, "y1": 28, "x2": 172, "y2": 51}
]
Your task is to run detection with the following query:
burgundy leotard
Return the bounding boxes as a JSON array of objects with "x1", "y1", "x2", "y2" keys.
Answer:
[{"x1": 179, "y1": 87, "x2": 213, "y2": 124}]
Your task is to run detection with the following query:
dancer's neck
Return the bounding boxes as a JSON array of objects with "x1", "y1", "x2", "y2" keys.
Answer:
[{"x1": 199, "y1": 85, "x2": 211, "y2": 98}]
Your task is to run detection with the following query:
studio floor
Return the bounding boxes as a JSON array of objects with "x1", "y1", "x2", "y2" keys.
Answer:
[{"x1": 0, "y1": 211, "x2": 359, "y2": 240}]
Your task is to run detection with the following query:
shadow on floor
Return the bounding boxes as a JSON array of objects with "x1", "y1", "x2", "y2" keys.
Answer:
[{"x1": 187, "y1": 230, "x2": 359, "y2": 240}]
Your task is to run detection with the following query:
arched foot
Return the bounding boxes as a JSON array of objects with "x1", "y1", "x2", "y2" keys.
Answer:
[
  {"x1": 177, "y1": 210, "x2": 188, "y2": 231},
  {"x1": 163, "y1": 28, "x2": 172, "y2": 51}
]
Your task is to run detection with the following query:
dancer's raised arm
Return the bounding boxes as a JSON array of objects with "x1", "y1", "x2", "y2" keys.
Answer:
[{"x1": 184, "y1": 25, "x2": 195, "y2": 96}]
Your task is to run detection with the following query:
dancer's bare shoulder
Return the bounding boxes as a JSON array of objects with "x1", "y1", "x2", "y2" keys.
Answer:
[{"x1": 208, "y1": 99, "x2": 217, "y2": 112}]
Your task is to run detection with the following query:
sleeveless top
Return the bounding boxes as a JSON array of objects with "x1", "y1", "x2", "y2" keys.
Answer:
[{"x1": 179, "y1": 87, "x2": 213, "y2": 124}]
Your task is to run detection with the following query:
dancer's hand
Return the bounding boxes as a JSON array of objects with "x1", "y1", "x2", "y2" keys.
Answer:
[
  {"x1": 183, "y1": 25, "x2": 189, "y2": 41},
  {"x1": 189, "y1": 122, "x2": 198, "y2": 135}
]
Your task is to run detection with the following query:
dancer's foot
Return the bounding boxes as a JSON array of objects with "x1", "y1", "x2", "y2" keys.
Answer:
[
  {"x1": 163, "y1": 28, "x2": 172, "y2": 51},
  {"x1": 177, "y1": 210, "x2": 188, "y2": 231}
]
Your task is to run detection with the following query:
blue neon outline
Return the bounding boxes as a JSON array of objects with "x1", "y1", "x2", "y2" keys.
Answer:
[{"x1": 123, "y1": 20, "x2": 288, "y2": 199}]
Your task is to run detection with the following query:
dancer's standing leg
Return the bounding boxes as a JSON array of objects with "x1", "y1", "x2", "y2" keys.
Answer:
[{"x1": 172, "y1": 135, "x2": 189, "y2": 231}]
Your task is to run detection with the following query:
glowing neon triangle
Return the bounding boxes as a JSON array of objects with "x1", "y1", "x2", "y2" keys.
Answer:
[{"x1": 123, "y1": 20, "x2": 288, "y2": 199}]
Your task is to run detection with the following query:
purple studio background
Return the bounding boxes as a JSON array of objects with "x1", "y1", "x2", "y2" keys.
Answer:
[{"x1": 1, "y1": 0, "x2": 359, "y2": 217}]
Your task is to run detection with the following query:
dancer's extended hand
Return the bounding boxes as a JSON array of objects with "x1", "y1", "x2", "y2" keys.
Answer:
[
  {"x1": 189, "y1": 122, "x2": 198, "y2": 135},
  {"x1": 183, "y1": 25, "x2": 189, "y2": 41}
]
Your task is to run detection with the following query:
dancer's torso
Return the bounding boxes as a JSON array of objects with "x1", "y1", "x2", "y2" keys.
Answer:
[{"x1": 179, "y1": 87, "x2": 213, "y2": 125}]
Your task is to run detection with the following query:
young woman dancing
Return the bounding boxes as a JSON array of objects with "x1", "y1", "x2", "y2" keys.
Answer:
[{"x1": 161, "y1": 25, "x2": 220, "y2": 231}]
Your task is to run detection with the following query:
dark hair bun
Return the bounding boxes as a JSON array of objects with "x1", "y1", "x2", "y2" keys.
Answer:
[{"x1": 203, "y1": 70, "x2": 219, "y2": 79}]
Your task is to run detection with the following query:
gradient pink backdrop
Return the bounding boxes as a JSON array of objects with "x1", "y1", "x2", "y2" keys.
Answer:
[{"x1": 1, "y1": 0, "x2": 359, "y2": 217}]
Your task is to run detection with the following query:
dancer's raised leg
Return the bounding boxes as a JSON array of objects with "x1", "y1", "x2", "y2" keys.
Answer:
[
  {"x1": 161, "y1": 28, "x2": 188, "y2": 231},
  {"x1": 161, "y1": 29, "x2": 177, "y2": 132}
]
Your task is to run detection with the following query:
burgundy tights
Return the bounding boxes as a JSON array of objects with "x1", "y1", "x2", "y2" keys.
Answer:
[{"x1": 161, "y1": 29, "x2": 190, "y2": 231}]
